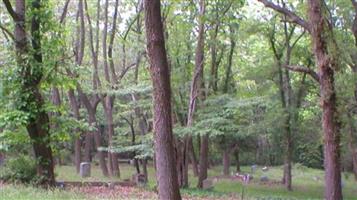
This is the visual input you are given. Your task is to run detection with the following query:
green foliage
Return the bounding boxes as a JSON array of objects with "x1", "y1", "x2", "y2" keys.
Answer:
[
  {"x1": 0, "y1": 155, "x2": 38, "y2": 184},
  {"x1": 111, "y1": 131, "x2": 154, "y2": 159},
  {"x1": 296, "y1": 143, "x2": 324, "y2": 169}
]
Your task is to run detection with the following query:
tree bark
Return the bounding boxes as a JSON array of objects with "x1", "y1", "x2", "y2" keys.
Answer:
[
  {"x1": 223, "y1": 25, "x2": 236, "y2": 93},
  {"x1": 197, "y1": 135, "x2": 209, "y2": 188},
  {"x1": 223, "y1": 148, "x2": 230, "y2": 175},
  {"x1": 7, "y1": 0, "x2": 55, "y2": 186},
  {"x1": 347, "y1": 111, "x2": 357, "y2": 180},
  {"x1": 257, "y1": 2, "x2": 343, "y2": 197},
  {"x1": 308, "y1": 1, "x2": 342, "y2": 199},
  {"x1": 234, "y1": 148, "x2": 240, "y2": 172},
  {"x1": 349, "y1": 0, "x2": 357, "y2": 181},
  {"x1": 144, "y1": 0, "x2": 181, "y2": 199},
  {"x1": 187, "y1": 138, "x2": 199, "y2": 176},
  {"x1": 68, "y1": 89, "x2": 81, "y2": 173}
]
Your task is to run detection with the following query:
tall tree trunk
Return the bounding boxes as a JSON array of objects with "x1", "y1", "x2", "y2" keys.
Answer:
[
  {"x1": 308, "y1": 1, "x2": 342, "y2": 199},
  {"x1": 349, "y1": 0, "x2": 357, "y2": 181},
  {"x1": 144, "y1": 1, "x2": 181, "y2": 199},
  {"x1": 102, "y1": 0, "x2": 120, "y2": 177},
  {"x1": 186, "y1": 0, "x2": 207, "y2": 189},
  {"x1": 6, "y1": 0, "x2": 55, "y2": 186},
  {"x1": 268, "y1": 14, "x2": 298, "y2": 191}
]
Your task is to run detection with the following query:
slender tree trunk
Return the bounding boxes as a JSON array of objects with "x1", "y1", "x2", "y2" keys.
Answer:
[
  {"x1": 224, "y1": 25, "x2": 236, "y2": 93},
  {"x1": 68, "y1": 89, "x2": 81, "y2": 173},
  {"x1": 197, "y1": 135, "x2": 209, "y2": 188},
  {"x1": 269, "y1": 16, "x2": 296, "y2": 191},
  {"x1": 187, "y1": 138, "x2": 199, "y2": 176},
  {"x1": 234, "y1": 148, "x2": 240, "y2": 172},
  {"x1": 223, "y1": 148, "x2": 230, "y2": 175},
  {"x1": 144, "y1": 1, "x2": 181, "y2": 199},
  {"x1": 127, "y1": 118, "x2": 140, "y2": 174},
  {"x1": 209, "y1": 23, "x2": 219, "y2": 92},
  {"x1": 89, "y1": 110, "x2": 109, "y2": 177},
  {"x1": 141, "y1": 159, "x2": 148, "y2": 181},
  {"x1": 282, "y1": 116, "x2": 292, "y2": 190},
  {"x1": 102, "y1": 0, "x2": 120, "y2": 177},
  {"x1": 105, "y1": 99, "x2": 120, "y2": 177},
  {"x1": 175, "y1": 139, "x2": 187, "y2": 187}
]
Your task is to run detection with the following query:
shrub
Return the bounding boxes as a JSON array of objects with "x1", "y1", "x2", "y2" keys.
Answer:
[{"x1": 0, "y1": 155, "x2": 38, "y2": 184}]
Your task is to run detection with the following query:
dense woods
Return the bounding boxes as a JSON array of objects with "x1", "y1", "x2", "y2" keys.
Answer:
[{"x1": 0, "y1": 0, "x2": 357, "y2": 199}]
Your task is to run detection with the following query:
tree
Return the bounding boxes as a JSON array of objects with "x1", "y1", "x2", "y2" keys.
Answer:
[
  {"x1": 194, "y1": 0, "x2": 209, "y2": 189},
  {"x1": 144, "y1": 0, "x2": 181, "y2": 199},
  {"x1": 258, "y1": 0, "x2": 343, "y2": 199},
  {"x1": 3, "y1": 0, "x2": 55, "y2": 186}
]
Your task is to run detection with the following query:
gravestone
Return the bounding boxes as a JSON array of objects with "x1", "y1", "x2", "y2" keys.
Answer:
[
  {"x1": 108, "y1": 182, "x2": 116, "y2": 190},
  {"x1": 262, "y1": 166, "x2": 269, "y2": 172},
  {"x1": 202, "y1": 179, "x2": 213, "y2": 189},
  {"x1": 132, "y1": 174, "x2": 147, "y2": 187},
  {"x1": 80, "y1": 162, "x2": 91, "y2": 177},
  {"x1": 56, "y1": 181, "x2": 65, "y2": 189},
  {"x1": 130, "y1": 159, "x2": 136, "y2": 166},
  {"x1": 260, "y1": 176, "x2": 269, "y2": 182},
  {"x1": 312, "y1": 176, "x2": 320, "y2": 182},
  {"x1": 251, "y1": 164, "x2": 257, "y2": 173}
]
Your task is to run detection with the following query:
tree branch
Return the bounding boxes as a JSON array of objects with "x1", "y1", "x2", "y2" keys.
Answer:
[
  {"x1": 60, "y1": 0, "x2": 71, "y2": 24},
  {"x1": 284, "y1": 65, "x2": 319, "y2": 82},
  {"x1": 0, "y1": 23, "x2": 14, "y2": 40},
  {"x1": 257, "y1": 0, "x2": 310, "y2": 32},
  {"x1": 2, "y1": 0, "x2": 19, "y2": 21}
]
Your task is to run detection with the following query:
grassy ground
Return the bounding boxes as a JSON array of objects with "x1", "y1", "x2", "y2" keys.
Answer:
[{"x1": 1, "y1": 164, "x2": 356, "y2": 199}]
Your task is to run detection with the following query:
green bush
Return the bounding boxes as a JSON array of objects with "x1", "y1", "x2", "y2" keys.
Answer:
[
  {"x1": 0, "y1": 155, "x2": 38, "y2": 184},
  {"x1": 296, "y1": 143, "x2": 323, "y2": 169}
]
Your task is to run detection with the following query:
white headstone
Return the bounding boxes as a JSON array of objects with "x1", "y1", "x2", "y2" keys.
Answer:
[{"x1": 80, "y1": 162, "x2": 91, "y2": 177}]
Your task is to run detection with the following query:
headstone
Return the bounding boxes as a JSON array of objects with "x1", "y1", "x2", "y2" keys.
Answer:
[
  {"x1": 202, "y1": 179, "x2": 213, "y2": 189},
  {"x1": 312, "y1": 176, "x2": 320, "y2": 182},
  {"x1": 262, "y1": 166, "x2": 269, "y2": 172},
  {"x1": 260, "y1": 176, "x2": 269, "y2": 182},
  {"x1": 132, "y1": 174, "x2": 147, "y2": 187},
  {"x1": 244, "y1": 174, "x2": 253, "y2": 184},
  {"x1": 235, "y1": 172, "x2": 253, "y2": 184},
  {"x1": 251, "y1": 164, "x2": 257, "y2": 173},
  {"x1": 80, "y1": 162, "x2": 91, "y2": 177},
  {"x1": 55, "y1": 181, "x2": 65, "y2": 189},
  {"x1": 129, "y1": 159, "x2": 135, "y2": 166},
  {"x1": 108, "y1": 182, "x2": 115, "y2": 190}
]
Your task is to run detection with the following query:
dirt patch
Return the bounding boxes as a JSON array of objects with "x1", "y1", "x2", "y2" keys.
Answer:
[{"x1": 70, "y1": 186, "x2": 240, "y2": 200}]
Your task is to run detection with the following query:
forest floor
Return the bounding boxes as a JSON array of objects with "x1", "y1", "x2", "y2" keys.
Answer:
[{"x1": 1, "y1": 164, "x2": 356, "y2": 199}]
